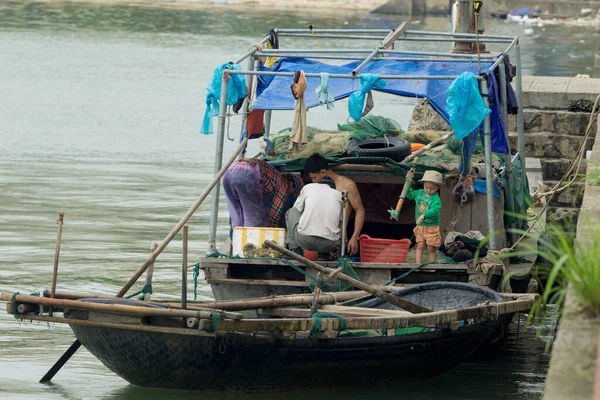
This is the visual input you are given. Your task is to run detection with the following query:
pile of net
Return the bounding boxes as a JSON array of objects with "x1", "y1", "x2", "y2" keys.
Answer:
[
  {"x1": 267, "y1": 127, "x2": 353, "y2": 160},
  {"x1": 267, "y1": 115, "x2": 405, "y2": 160},
  {"x1": 337, "y1": 115, "x2": 406, "y2": 140},
  {"x1": 264, "y1": 114, "x2": 494, "y2": 174}
]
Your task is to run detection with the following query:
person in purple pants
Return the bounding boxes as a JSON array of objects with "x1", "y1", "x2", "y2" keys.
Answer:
[{"x1": 222, "y1": 159, "x2": 303, "y2": 228}]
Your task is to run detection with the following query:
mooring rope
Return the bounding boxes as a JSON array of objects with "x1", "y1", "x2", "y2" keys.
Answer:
[
  {"x1": 310, "y1": 312, "x2": 346, "y2": 331},
  {"x1": 125, "y1": 283, "x2": 152, "y2": 300}
]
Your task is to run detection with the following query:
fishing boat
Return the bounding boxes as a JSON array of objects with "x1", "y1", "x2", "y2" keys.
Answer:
[
  {"x1": 198, "y1": 24, "x2": 534, "y2": 302},
  {"x1": 0, "y1": 24, "x2": 537, "y2": 390},
  {"x1": 1, "y1": 279, "x2": 536, "y2": 391}
]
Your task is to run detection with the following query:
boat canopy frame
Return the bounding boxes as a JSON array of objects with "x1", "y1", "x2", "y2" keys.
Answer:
[{"x1": 206, "y1": 27, "x2": 527, "y2": 253}]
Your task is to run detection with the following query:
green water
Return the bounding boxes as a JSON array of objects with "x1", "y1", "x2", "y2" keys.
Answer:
[{"x1": 0, "y1": 1, "x2": 591, "y2": 398}]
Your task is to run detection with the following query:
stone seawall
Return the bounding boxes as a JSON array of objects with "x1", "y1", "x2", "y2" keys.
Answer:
[
  {"x1": 409, "y1": 76, "x2": 600, "y2": 217},
  {"x1": 542, "y1": 102, "x2": 600, "y2": 400}
]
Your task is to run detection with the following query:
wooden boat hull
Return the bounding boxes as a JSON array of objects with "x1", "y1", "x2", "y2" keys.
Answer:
[
  {"x1": 70, "y1": 320, "x2": 498, "y2": 391},
  {"x1": 203, "y1": 257, "x2": 506, "y2": 303}
]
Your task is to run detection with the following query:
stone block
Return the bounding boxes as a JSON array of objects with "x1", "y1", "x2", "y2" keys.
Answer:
[
  {"x1": 407, "y1": 101, "x2": 450, "y2": 131},
  {"x1": 543, "y1": 180, "x2": 586, "y2": 208},
  {"x1": 546, "y1": 207, "x2": 580, "y2": 227},
  {"x1": 508, "y1": 133, "x2": 595, "y2": 160},
  {"x1": 540, "y1": 158, "x2": 588, "y2": 181},
  {"x1": 518, "y1": 76, "x2": 600, "y2": 110},
  {"x1": 508, "y1": 110, "x2": 596, "y2": 136}
]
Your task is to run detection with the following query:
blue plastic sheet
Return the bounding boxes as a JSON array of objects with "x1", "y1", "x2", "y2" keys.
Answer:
[
  {"x1": 473, "y1": 179, "x2": 501, "y2": 198},
  {"x1": 446, "y1": 72, "x2": 491, "y2": 141},
  {"x1": 252, "y1": 57, "x2": 509, "y2": 154},
  {"x1": 254, "y1": 57, "x2": 491, "y2": 120},
  {"x1": 201, "y1": 63, "x2": 246, "y2": 135},
  {"x1": 348, "y1": 74, "x2": 386, "y2": 121}
]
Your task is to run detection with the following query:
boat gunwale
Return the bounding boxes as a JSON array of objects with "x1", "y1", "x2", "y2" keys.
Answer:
[{"x1": 8, "y1": 295, "x2": 536, "y2": 334}]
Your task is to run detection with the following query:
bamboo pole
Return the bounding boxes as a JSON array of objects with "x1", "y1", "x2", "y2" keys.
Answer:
[
  {"x1": 50, "y1": 212, "x2": 64, "y2": 317},
  {"x1": 14, "y1": 297, "x2": 534, "y2": 336},
  {"x1": 116, "y1": 137, "x2": 249, "y2": 298},
  {"x1": 263, "y1": 241, "x2": 432, "y2": 314},
  {"x1": 181, "y1": 226, "x2": 188, "y2": 310},
  {"x1": 144, "y1": 242, "x2": 158, "y2": 301},
  {"x1": 1, "y1": 292, "x2": 243, "y2": 321},
  {"x1": 16, "y1": 296, "x2": 534, "y2": 335},
  {"x1": 199, "y1": 298, "x2": 536, "y2": 333},
  {"x1": 160, "y1": 291, "x2": 369, "y2": 311},
  {"x1": 401, "y1": 132, "x2": 455, "y2": 163}
]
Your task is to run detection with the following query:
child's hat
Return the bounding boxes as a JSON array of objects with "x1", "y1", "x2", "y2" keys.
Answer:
[{"x1": 419, "y1": 170, "x2": 443, "y2": 185}]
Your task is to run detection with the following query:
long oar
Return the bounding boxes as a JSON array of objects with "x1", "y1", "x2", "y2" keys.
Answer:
[
  {"x1": 388, "y1": 156, "x2": 419, "y2": 220},
  {"x1": 263, "y1": 240, "x2": 431, "y2": 314},
  {"x1": 40, "y1": 138, "x2": 249, "y2": 383}
]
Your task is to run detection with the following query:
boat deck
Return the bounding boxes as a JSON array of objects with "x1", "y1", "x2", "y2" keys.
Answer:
[{"x1": 200, "y1": 256, "x2": 534, "y2": 301}]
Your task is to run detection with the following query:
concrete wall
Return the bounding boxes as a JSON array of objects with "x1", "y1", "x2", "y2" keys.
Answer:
[{"x1": 542, "y1": 107, "x2": 600, "y2": 400}]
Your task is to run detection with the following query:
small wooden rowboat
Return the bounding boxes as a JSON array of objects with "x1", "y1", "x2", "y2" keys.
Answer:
[{"x1": 2, "y1": 283, "x2": 535, "y2": 391}]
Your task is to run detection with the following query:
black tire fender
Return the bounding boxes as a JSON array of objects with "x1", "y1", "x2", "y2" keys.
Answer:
[{"x1": 346, "y1": 137, "x2": 412, "y2": 161}]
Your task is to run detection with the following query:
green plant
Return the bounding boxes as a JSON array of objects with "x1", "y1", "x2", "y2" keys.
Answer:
[{"x1": 497, "y1": 222, "x2": 600, "y2": 321}]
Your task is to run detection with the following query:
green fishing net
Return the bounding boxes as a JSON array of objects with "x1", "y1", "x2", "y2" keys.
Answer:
[
  {"x1": 337, "y1": 115, "x2": 406, "y2": 141},
  {"x1": 269, "y1": 127, "x2": 353, "y2": 160}
]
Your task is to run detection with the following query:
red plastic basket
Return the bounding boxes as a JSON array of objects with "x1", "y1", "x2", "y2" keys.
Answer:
[{"x1": 358, "y1": 234, "x2": 410, "y2": 263}]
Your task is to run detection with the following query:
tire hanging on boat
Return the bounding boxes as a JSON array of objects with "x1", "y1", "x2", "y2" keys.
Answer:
[{"x1": 346, "y1": 137, "x2": 412, "y2": 161}]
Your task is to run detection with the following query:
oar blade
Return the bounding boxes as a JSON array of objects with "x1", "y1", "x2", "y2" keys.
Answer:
[{"x1": 40, "y1": 340, "x2": 82, "y2": 382}]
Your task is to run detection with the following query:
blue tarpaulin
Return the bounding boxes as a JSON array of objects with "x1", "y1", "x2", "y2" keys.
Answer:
[{"x1": 252, "y1": 57, "x2": 509, "y2": 154}]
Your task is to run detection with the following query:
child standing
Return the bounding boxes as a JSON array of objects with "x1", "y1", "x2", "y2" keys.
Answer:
[{"x1": 407, "y1": 170, "x2": 443, "y2": 263}]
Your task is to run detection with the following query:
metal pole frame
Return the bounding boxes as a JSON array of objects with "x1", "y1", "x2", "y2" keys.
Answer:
[
  {"x1": 254, "y1": 53, "x2": 493, "y2": 63},
  {"x1": 275, "y1": 28, "x2": 514, "y2": 40},
  {"x1": 479, "y1": 77, "x2": 497, "y2": 249},
  {"x1": 233, "y1": 36, "x2": 270, "y2": 65},
  {"x1": 258, "y1": 48, "x2": 496, "y2": 59},
  {"x1": 207, "y1": 70, "x2": 230, "y2": 254},
  {"x1": 227, "y1": 70, "x2": 484, "y2": 81},
  {"x1": 498, "y1": 57, "x2": 518, "y2": 246},
  {"x1": 276, "y1": 32, "x2": 513, "y2": 43},
  {"x1": 514, "y1": 40, "x2": 527, "y2": 172},
  {"x1": 202, "y1": 27, "x2": 523, "y2": 253},
  {"x1": 239, "y1": 55, "x2": 256, "y2": 158}
]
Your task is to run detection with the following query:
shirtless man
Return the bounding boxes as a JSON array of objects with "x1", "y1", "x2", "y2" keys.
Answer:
[{"x1": 303, "y1": 154, "x2": 365, "y2": 256}]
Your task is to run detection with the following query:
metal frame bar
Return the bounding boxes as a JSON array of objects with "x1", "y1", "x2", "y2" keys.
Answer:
[
  {"x1": 254, "y1": 54, "x2": 494, "y2": 63},
  {"x1": 239, "y1": 55, "x2": 256, "y2": 158},
  {"x1": 206, "y1": 27, "x2": 524, "y2": 251},
  {"x1": 275, "y1": 28, "x2": 514, "y2": 40},
  {"x1": 258, "y1": 48, "x2": 496, "y2": 59},
  {"x1": 207, "y1": 71, "x2": 230, "y2": 254},
  {"x1": 277, "y1": 32, "x2": 513, "y2": 43},
  {"x1": 227, "y1": 70, "x2": 483, "y2": 81},
  {"x1": 498, "y1": 58, "x2": 518, "y2": 246},
  {"x1": 514, "y1": 41, "x2": 527, "y2": 171},
  {"x1": 479, "y1": 78, "x2": 497, "y2": 250},
  {"x1": 233, "y1": 36, "x2": 270, "y2": 65}
]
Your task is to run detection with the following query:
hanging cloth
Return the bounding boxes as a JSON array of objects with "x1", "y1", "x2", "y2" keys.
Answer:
[
  {"x1": 348, "y1": 74, "x2": 386, "y2": 122},
  {"x1": 289, "y1": 71, "x2": 307, "y2": 153},
  {"x1": 316, "y1": 73, "x2": 334, "y2": 110},
  {"x1": 246, "y1": 110, "x2": 265, "y2": 138},
  {"x1": 201, "y1": 63, "x2": 246, "y2": 135},
  {"x1": 445, "y1": 71, "x2": 491, "y2": 141},
  {"x1": 486, "y1": 73, "x2": 510, "y2": 155},
  {"x1": 266, "y1": 29, "x2": 279, "y2": 68}
]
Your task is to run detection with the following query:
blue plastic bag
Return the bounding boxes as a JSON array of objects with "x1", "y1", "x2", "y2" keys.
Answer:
[
  {"x1": 348, "y1": 74, "x2": 386, "y2": 122},
  {"x1": 446, "y1": 72, "x2": 491, "y2": 141},
  {"x1": 201, "y1": 63, "x2": 247, "y2": 134}
]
